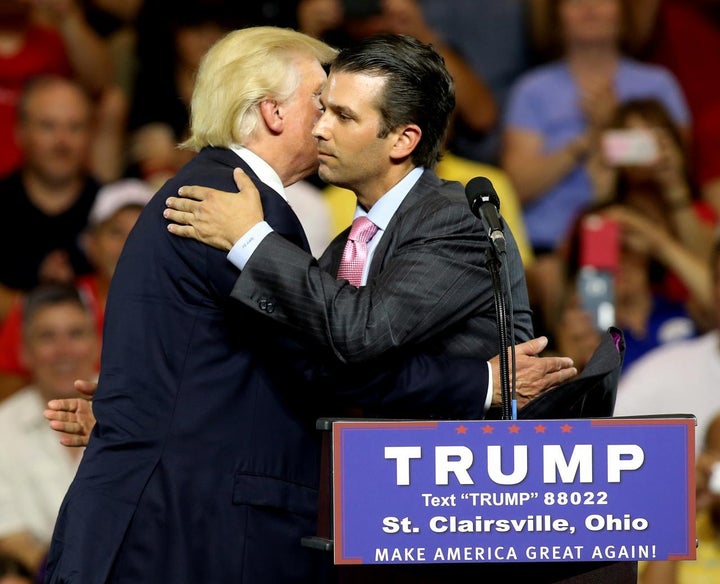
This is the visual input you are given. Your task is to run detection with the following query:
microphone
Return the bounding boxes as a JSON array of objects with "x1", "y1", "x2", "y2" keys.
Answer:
[{"x1": 465, "y1": 176, "x2": 506, "y2": 254}]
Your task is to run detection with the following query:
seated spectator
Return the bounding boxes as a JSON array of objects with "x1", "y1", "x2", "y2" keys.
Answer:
[
  {"x1": 0, "y1": 0, "x2": 126, "y2": 182},
  {"x1": 612, "y1": 237, "x2": 720, "y2": 455},
  {"x1": 0, "y1": 283, "x2": 99, "y2": 579},
  {"x1": 501, "y1": 0, "x2": 691, "y2": 332},
  {"x1": 0, "y1": 178, "x2": 153, "y2": 400},
  {"x1": 0, "y1": 76, "x2": 102, "y2": 323}
]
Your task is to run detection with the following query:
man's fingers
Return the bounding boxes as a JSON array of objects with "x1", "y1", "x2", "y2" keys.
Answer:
[
  {"x1": 542, "y1": 356, "x2": 575, "y2": 373},
  {"x1": 176, "y1": 185, "x2": 210, "y2": 201},
  {"x1": 166, "y1": 223, "x2": 198, "y2": 239},
  {"x1": 163, "y1": 207, "x2": 193, "y2": 226},
  {"x1": 541, "y1": 365, "x2": 578, "y2": 389},
  {"x1": 59, "y1": 435, "x2": 88, "y2": 447},
  {"x1": 45, "y1": 399, "x2": 79, "y2": 414},
  {"x1": 165, "y1": 196, "x2": 200, "y2": 214},
  {"x1": 44, "y1": 410, "x2": 74, "y2": 424},
  {"x1": 514, "y1": 354, "x2": 578, "y2": 401},
  {"x1": 48, "y1": 420, "x2": 80, "y2": 433},
  {"x1": 533, "y1": 356, "x2": 577, "y2": 387},
  {"x1": 517, "y1": 365, "x2": 578, "y2": 408}
]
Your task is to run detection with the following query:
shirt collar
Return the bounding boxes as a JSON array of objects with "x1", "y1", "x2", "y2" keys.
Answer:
[
  {"x1": 356, "y1": 166, "x2": 424, "y2": 230},
  {"x1": 229, "y1": 145, "x2": 287, "y2": 201}
]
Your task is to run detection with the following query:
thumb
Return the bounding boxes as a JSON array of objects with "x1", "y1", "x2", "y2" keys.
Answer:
[
  {"x1": 515, "y1": 336, "x2": 548, "y2": 357},
  {"x1": 233, "y1": 167, "x2": 247, "y2": 192},
  {"x1": 74, "y1": 379, "x2": 98, "y2": 398}
]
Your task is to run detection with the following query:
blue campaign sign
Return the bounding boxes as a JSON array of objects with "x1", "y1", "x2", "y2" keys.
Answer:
[{"x1": 332, "y1": 417, "x2": 695, "y2": 565}]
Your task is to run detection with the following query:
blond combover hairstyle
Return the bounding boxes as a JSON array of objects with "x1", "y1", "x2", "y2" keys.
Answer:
[{"x1": 181, "y1": 26, "x2": 337, "y2": 151}]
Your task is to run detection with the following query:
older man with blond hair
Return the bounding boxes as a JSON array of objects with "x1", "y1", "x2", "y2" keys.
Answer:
[{"x1": 43, "y1": 27, "x2": 339, "y2": 584}]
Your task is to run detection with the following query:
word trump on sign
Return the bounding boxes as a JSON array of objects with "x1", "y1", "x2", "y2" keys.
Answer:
[{"x1": 384, "y1": 443, "x2": 644, "y2": 486}]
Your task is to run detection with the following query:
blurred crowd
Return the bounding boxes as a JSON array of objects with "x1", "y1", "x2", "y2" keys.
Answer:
[{"x1": 0, "y1": 0, "x2": 719, "y2": 582}]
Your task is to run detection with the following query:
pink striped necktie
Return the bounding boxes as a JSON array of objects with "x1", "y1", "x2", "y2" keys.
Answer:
[{"x1": 337, "y1": 216, "x2": 378, "y2": 287}]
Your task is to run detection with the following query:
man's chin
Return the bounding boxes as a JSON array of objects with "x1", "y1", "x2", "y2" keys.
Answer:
[{"x1": 317, "y1": 165, "x2": 336, "y2": 185}]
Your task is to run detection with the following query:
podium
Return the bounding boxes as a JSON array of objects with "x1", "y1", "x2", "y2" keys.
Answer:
[
  {"x1": 308, "y1": 421, "x2": 645, "y2": 583},
  {"x1": 302, "y1": 328, "x2": 668, "y2": 583}
]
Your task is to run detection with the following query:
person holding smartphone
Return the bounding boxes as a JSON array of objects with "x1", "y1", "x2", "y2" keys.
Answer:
[
  {"x1": 592, "y1": 98, "x2": 717, "y2": 267},
  {"x1": 501, "y1": 0, "x2": 691, "y2": 337},
  {"x1": 553, "y1": 101, "x2": 717, "y2": 374}
]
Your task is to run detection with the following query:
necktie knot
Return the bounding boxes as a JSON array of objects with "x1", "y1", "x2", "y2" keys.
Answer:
[
  {"x1": 348, "y1": 216, "x2": 378, "y2": 243},
  {"x1": 337, "y1": 216, "x2": 378, "y2": 287}
]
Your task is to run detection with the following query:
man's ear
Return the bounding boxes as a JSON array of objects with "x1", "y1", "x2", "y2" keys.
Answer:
[
  {"x1": 389, "y1": 124, "x2": 422, "y2": 161},
  {"x1": 259, "y1": 99, "x2": 283, "y2": 134}
]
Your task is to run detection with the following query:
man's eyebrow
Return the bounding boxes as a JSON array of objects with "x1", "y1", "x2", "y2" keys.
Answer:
[{"x1": 327, "y1": 101, "x2": 356, "y2": 118}]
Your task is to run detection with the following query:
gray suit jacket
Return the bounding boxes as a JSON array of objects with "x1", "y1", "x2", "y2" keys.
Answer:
[{"x1": 231, "y1": 169, "x2": 534, "y2": 414}]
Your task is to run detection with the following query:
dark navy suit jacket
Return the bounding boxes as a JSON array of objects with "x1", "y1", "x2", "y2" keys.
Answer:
[{"x1": 44, "y1": 148, "x2": 331, "y2": 584}]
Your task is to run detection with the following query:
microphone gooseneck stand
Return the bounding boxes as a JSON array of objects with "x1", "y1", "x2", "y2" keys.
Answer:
[
  {"x1": 485, "y1": 241, "x2": 516, "y2": 420},
  {"x1": 465, "y1": 176, "x2": 517, "y2": 420}
]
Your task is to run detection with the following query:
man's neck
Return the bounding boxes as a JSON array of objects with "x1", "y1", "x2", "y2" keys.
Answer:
[{"x1": 355, "y1": 163, "x2": 417, "y2": 211}]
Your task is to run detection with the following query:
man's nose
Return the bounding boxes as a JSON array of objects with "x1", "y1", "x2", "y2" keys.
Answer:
[{"x1": 312, "y1": 114, "x2": 328, "y2": 139}]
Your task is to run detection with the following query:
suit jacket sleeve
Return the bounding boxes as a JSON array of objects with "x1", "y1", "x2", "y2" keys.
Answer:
[
  {"x1": 267, "y1": 326, "x2": 491, "y2": 419},
  {"x1": 331, "y1": 353, "x2": 491, "y2": 419},
  {"x1": 231, "y1": 173, "x2": 533, "y2": 365}
]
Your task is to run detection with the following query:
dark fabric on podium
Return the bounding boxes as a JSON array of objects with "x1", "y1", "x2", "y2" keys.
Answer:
[{"x1": 516, "y1": 326, "x2": 625, "y2": 419}]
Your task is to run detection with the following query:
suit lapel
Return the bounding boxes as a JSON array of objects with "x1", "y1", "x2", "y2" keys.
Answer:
[
  {"x1": 321, "y1": 170, "x2": 444, "y2": 282},
  {"x1": 365, "y1": 169, "x2": 442, "y2": 282}
]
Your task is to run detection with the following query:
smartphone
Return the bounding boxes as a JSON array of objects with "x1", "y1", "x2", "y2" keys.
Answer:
[
  {"x1": 342, "y1": 0, "x2": 383, "y2": 19},
  {"x1": 601, "y1": 129, "x2": 659, "y2": 166},
  {"x1": 579, "y1": 214, "x2": 619, "y2": 270},
  {"x1": 577, "y1": 214, "x2": 619, "y2": 331}
]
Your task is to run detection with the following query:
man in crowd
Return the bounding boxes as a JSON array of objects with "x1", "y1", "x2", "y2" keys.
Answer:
[
  {"x1": 0, "y1": 284, "x2": 98, "y2": 579},
  {"x1": 0, "y1": 76, "x2": 101, "y2": 325}
]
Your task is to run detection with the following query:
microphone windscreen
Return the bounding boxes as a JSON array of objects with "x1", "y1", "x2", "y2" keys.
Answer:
[{"x1": 465, "y1": 176, "x2": 500, "y2": 211}]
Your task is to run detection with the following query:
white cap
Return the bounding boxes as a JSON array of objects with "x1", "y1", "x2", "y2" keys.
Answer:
[{"x1": 88, "y1": 179, "x2": 155, "y2": 227}]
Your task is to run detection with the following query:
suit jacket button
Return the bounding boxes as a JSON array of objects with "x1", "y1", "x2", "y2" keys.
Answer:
[
  {"x1": 258, "y1": 297, "x2": 268, "y2": 311},
  {"x1": 266, "y1": 301, "x2": 275, "y2": 314}
]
